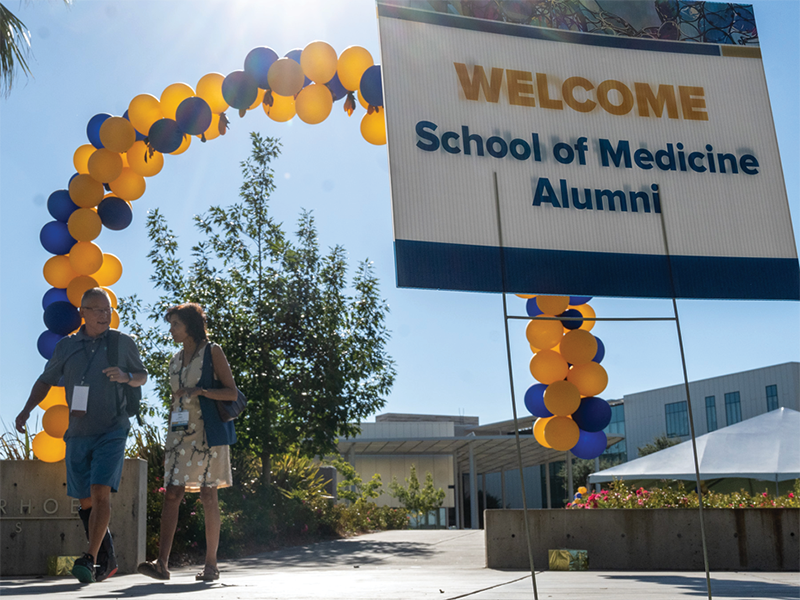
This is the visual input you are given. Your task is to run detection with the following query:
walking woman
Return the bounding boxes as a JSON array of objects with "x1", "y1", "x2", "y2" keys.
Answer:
[{"x1": 138, "y1": 303, "x2": 238, "y2": 581}]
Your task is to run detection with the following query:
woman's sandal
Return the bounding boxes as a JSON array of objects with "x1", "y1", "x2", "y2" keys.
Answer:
[
  {"x1": 195, "y1": 564, "x2": 220, "y2": 581},
  {"x1": 137, "y1": 560, "x2": 170, "y2": 580}
]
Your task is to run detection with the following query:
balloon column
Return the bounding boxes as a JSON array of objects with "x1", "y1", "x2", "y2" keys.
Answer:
[
  {"x1": 520, "y1": 295, "x2": 611, "y2": 459},
  {"x1": 32, "y1": 386, "x2": 69, "y2": 462},
  {"x1": 35, "y1": 42, "x2": 385, "y2": 461}
]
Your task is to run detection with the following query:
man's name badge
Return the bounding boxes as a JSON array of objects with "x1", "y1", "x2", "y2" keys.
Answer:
[
  {"x1": 71, "y1": 385, "x2": 89, "y2": 416},
  {"x1": 171, "y1": 410, "x2": 190, "y2": 432}
]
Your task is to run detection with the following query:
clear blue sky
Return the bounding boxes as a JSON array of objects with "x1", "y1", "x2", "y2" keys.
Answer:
[{"x1": 1, "y1": 0, "x2": 798, "y2": 434}]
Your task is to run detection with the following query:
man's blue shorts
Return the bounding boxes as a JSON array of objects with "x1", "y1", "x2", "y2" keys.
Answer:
[{"x1": 65, "y1": 428, "x2": 128, "y2": 499}]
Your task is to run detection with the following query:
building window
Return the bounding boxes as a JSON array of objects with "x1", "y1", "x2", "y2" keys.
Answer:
[
  {"x1": 766, "y1": 385, "x2": 779, "y2": 411},
  {"x1": 665, "y1": 401, "x2": 689, "y2": 437},
  {"x1": 602, "y1": 403, "x2": 626, "y2": 464},
  {"x1": 705, "y1": 396, "x2": 717, "y2": 432},
  {"x1": 725, "y1": 391, "x2": 742, "y2": 425}
]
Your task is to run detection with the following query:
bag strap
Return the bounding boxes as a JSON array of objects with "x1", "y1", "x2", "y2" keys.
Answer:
[
  {"x1": 200, "y1": 343, "x2": 215, "y2": 389},
  {"x1": 107, "y1": 330, "x2": 120, "y2": 366}
]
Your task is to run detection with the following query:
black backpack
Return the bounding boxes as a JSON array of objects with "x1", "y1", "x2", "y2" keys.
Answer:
[{"x1": 107, "y1": 330, "x2": 144, "y2": 426}]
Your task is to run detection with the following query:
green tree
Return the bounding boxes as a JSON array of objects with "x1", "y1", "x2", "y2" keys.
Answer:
[
  {"x1": 331, "y1": 457, "x2": 383, "y2": 504},
  {"x1": 0, "y1": 1, "x2": 70, "y2": 96},
  {"x1": 120, "y1": 133, "x2": 395, "y2": 484},
  {"x1": 637, "y1": 433, "x2": 681, "y2": 457},
  {"x1": 388, "y1": 464, "x2": 445, "y2": 519},
  {"x1": 558, "y1": 456, "x2": 625, "y2": 490}
]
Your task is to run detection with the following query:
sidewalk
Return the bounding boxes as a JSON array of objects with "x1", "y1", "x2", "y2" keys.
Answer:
[{"x1": 1, "y1": 530, "x2": 797, "y2": 599}]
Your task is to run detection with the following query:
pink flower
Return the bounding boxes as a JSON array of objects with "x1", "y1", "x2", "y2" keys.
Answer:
[
  {"x1": 638, "y1": 499, "x2": 644, "y2": 505},
  {"x1": 762, "y1": 492, "x2": 768, "y2": 497},
  {"x1": 158, "y1": 487, "x2": 166, "y2": 493},
  {"x1": 788, "y1": 493, "x2": 795, "y2": 499}
]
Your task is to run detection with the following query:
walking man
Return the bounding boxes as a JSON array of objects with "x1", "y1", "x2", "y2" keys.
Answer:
[{"x1": 16, "y1": 288, "x2": 147, "y2": 583}]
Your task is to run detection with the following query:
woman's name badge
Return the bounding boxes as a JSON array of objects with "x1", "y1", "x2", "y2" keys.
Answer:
[
  {"x1": 71, "y1": 385, "x2": 89, "y2": 416},
  {"x1": 171, "y1": 410, "x2": 190, "y2": 432}
]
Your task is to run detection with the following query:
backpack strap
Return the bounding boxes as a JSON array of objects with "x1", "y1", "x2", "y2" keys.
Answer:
[{"x1": 107, "y1": 330, "x2": 120, "y2": 367}]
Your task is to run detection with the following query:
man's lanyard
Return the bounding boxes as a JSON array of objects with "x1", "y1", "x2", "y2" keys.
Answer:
[{"x1": 79, "y1": 338, "x2": 106, "y2": 385}]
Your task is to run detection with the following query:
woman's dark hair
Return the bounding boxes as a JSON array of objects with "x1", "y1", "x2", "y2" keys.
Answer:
[{"x1": 164, "y1": 303, "x2": 208, "y2": 343}]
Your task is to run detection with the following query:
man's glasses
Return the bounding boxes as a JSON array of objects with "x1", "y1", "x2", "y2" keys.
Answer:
[{"x1": 81, "y1": 307, "x2": 113, "y2": 314}]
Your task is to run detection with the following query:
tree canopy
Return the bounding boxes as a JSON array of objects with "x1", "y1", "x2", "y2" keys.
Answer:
[{"x1": 121, "y1": 133, "x2": 395, "y2": 483}]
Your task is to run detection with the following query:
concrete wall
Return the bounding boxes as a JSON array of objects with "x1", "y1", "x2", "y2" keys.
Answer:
[
  {"x1": 485, "y1": 508, "x2": 799, "y2": 571},
  {"x1": 0, "y1": 459, "x2": 146, "y2": 576}
]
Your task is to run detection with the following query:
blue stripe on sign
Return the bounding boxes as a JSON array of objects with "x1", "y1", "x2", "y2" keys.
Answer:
[
  {"x1": 394, "y1": 240, "x2": 800, "y2": 300},
  {"x1": 377, "y1": 3, "x2": 723, "y2": 57}
]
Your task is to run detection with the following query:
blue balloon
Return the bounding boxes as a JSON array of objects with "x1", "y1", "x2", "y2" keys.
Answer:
[
  {"x1": 572, "y1": 396, "x2": 612, "y2": 432},
  {"x1": 87, "y1": 113, "x2": 112, "y2": 149},
  {"x1": 559, "y1": 308, "x2": 583, "y2": 330},
  {"x1": 360, "y1": 65, "x2": 383, "y2": 107},
  {"x1": 524, "y1": 383, "x2": 552, "y2": 418},
  {"x1": 44, "y1": 301, "x2": 81, "y2": 336},
  {"x1": 222, "y1": 70, "x2": 258, "y2": 110},
  {"x1": 244, "y1": 46, "x2": 279, "y2": 89},
  {"x1": 42, "y1": 287, "x2": 70, "y2": 310},
  {"x1": 571, "y1": 429, "x2": 607, "y2": 460},
  {"x1": 97, "y1": 196, "x2": 133, "y2": 230},
  {"x1": 176, "y1": 97, "x2": 212, "y2": 135},
  {"x1": 593, "y1": 337, "x2": 605, "y2": 363},
  {"x1": 147, "y1": 119, "x2": 184, "y2": 153},
  {"x1": 48, "y1": 189, "x2": 79, "y2": 223},
  {"x1": 69, "y1": 172, "x2": 80, "y2": 185},
  {"x1": 569, "y1": 296, "x2": 592, "y2": 305},
  {"x1": 284, "y1": 49, "x2": 311, "y2": 87},
  {"x1": 525, "y1": 298, "x2": 542, "y2": 317},
  {"x1": 40, "y1": 221, "x2": 76, "y2": 255},
  {"x1": 123, "y1": 110, "x2": 147, "y2": 141},
  {"x1": 37, "y1": 330, "x2": 64, "y2": 360},
  {"x1": 325, "y1": 73, "x2": 347, "y2": 102}
]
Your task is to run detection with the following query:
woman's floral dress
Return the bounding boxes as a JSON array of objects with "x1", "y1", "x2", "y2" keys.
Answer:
[{"x1": 164, "y1": 342, "x2": 232, "y2": 491}]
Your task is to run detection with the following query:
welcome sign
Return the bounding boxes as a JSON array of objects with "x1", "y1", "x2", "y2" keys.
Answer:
[{"x1": 377, "y1": 1, "x2": 799, "y2": 299}]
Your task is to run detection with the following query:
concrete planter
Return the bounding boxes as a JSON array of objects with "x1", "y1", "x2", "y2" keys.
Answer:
[{"x1": 485, "y1": 508, "x2": 799, "y2": 571}]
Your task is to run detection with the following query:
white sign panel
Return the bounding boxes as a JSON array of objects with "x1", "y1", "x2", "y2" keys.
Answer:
[{"x1": 378, "y1": 2, "x2": 799, "y2": 299}]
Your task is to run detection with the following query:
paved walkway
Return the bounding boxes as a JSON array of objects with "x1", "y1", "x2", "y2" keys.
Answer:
[{"x1": 1, "y1": 530, "x2": 797, "y2": 599}]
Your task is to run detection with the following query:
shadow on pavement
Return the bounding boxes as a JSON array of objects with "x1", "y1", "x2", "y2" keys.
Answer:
[
  {"x1": 604, "y1": 574, "x2": 799, "y2": 600},
  {"x1": 0, "y1": 580, "x2": 213, "y2": 597}
]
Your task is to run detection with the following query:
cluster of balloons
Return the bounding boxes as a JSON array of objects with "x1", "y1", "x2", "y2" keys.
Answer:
[
  {"x1": 519, "y1": 294, "x2": 611, "y2": 459},
  {"x1": 31, "y1": 386, "x2": 69, "y2": 462}
]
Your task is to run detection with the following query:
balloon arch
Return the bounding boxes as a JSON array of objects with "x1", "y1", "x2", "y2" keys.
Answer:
[
  {"x1": 33, "y1": 41, "x2": 611, "y2": 471},
  {"x1": 34, "y1": 42, "x2": 385, "y2": 461}
]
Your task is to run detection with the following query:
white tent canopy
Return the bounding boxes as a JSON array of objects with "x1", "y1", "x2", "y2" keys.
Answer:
[{"x1": 588, "y1": 408, "x2": 800, "y2": 484}]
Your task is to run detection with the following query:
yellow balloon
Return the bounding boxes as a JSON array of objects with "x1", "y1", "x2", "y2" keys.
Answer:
[
  {"x1": 128, "y1": 93, "x2": 163, "y2": 135},
  {"x1": 295, "y1": 83, "x2": 333, "y2": 124},
  {"x1": 536, "y1": 295, "x2": 570, "y2": 315},
  {"x1": 301, "y1": 40, "x2": 338, "y2": 84},
  {"x1": 109, "y1": 167, "x2": 146, "y2": 201},
  {"x1": 516, "y1": 294, "x2": 536, "y2": 299},
  {"x1": 39, "y1": 386, "x2": 67, "y2": 411},
  {"x1": 160, "y1": 82, "x2": 194, "y2": 120},
  {"x1": 578, "y1": 486, "x2": 588, "y2": 495},
  {"x1": 67, "y1": 275, "x2": 99, "y2": 307},
  {"x1": 560, "y1": 330, "x2": 598, "y2": 365},
  {"x1": 126, "y1": 140, "x2": 164, "y2": 177},
  {"x1": 43, "y1": 405, "x2": 69, "y2": 438},
  {"x1": 337, "y1": 45, "x2": 373, "y2": 92},
  {"x1": 543, "y1": 380, "x2": 581, "y2": 416},
  {"x1": 110, "y1": 309, "x2": 120, "y2": 329},
  {"x1": 248, "y1": 87, "x2": 266, "y2": 111},
  {"x1": 67, "y1": 208, "x2": 102, "y2": 241},
  {"x1": 264, "y1": 93, "x2": 295, "y2": 122},
  {"x1": 525, "y1": 317, "x2": 563, "y2": 350},
  {"x1": 357, "y1": 88, "x2": 369, "y2": 110},
  {"x1": 73, "y1": 144, "x2": 95, "y2": 174},
  {"x1": 196, "y1": 72, "x2": 228, "y2": 114},
  {"x1": 93, "y1": 253, "x2": 123, "y2": 286},
  {"x1": 69, "y1": 174, "x2": 104, "y2": 208},
  {"x1": 32, "y1": 431, "x2": 66, "y2": 463},
  {"x1": 99, "y1": 117, "x2": 136, "y2": 153},
  {"x1": 170, "y1": 133, "x2": 191, "y2": 155},
  {"x1": 533, "y1": 417, "x2": 553, "y2": 448},
  {"x1": 200, "y1": 113, "x2": 221, "y2": 141},
  {"x1": 576, "y1": 303, "x2": 596, "y2": 331},
  {"x1": 121, "y1": 153, "x2": 129, "y2": 168},
  {"x1": 43, "y1": 255, "x2": 77, "y2": 289},
  {"x1": 530, "y1": 349, "x2": 569, "y2": 385},
  {"x1": 102, "y1": 286, "x2": 118, "y2": 308},
  {"x1": 268, "y1": 58, "x2": 305, "y2": 97},
  {"x1": 69, "y1": 241, "x2": 104, "y2": 276},
  {"x1": 360, "y1": 109, "x2": 386, "y2": 145},
  {"x1": 543, "y1": 416, "x2": 580, "y2": 451},
  {"x1": 567, "y1": 362, "x2": 608, "y2": 397},
  {"x1": 87, "y1": 148, "x2": 123, "y2": 183}
]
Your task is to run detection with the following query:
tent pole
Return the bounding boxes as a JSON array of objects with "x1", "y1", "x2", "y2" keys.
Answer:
[
  {"x1": 657, "y1": 195, "x2": 713, "y2": 600},
  {"x1": 493, "y1": 172, "x2": 539, "y2": 600}
]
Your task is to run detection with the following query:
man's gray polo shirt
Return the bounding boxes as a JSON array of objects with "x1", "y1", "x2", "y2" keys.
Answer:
[{"x1": 38, "y1": 327, "x2": 146, "y2": 438}]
